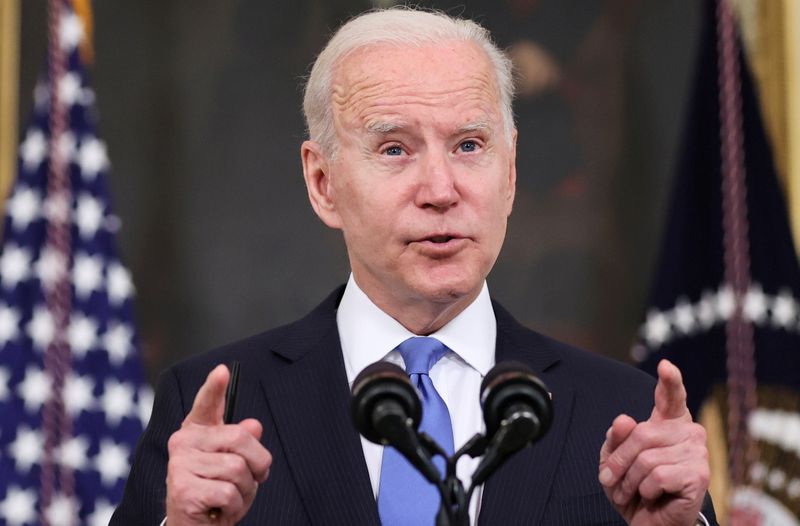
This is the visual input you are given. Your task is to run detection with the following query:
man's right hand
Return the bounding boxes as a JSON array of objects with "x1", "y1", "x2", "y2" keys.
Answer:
[{"x1": 166, "y1": 364, "x2": 272, "y2": 525}]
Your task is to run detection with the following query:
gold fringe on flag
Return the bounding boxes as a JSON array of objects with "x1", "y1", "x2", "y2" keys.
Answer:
[
  {"x1": 71, "y1": 0, "x2": 94, "y2": 65},
  {"x1": 732, "y1": 0, "x2": 800, "y2": 258},
  {"x1": 0, "y1": 0, "x2": 20, "y2": 209}
]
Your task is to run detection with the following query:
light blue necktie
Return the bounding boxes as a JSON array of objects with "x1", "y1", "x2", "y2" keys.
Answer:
[{"x1": 377, "y1": 337, "x2": 455, "y2": 525}]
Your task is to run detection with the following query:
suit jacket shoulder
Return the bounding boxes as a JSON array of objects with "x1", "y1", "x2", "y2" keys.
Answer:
[{"x1": 112, "y1": 286, "x2": 380, "y2": 525}]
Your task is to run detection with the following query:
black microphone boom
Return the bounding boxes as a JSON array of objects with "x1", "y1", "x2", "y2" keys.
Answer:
[
  {"x1": 471, "y1": 361, "x2": 553, "y2": 487},
  {"x1": 351, "y1": 361, "x2": 441, "y2": 484}
]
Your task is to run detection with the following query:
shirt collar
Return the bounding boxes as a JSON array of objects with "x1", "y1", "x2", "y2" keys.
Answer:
[{"x1": 337, "y1": 274, "x2": 496, "y2": 384}]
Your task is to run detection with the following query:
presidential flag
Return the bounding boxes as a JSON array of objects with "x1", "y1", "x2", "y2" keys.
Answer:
[
  {"x1": 0, "y1": 3, "x2": 152, "y2": 525},
  {"x1": 634, "y1": 0, "x2": 800, "y2": 524}
]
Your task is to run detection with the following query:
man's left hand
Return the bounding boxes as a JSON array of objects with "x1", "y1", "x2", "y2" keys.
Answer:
[{"x1": 598, "y1": 359, "x2": 710, "y2": 526}]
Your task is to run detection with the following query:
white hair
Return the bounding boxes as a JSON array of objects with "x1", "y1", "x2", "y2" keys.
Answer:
[{"x1": 302, "y1": 8, "x2": 515, "y2": 155}]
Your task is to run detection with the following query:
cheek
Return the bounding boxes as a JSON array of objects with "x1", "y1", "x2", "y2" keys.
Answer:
[{"x1": 336, "y1": 181, "x2": 395, "y2": 243}]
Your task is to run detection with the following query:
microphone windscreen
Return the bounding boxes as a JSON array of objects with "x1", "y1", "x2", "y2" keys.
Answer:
[
  {"x1": 351, "y1": 360, "x2": 421, "y2": 444},
  {"x1": 480, "y1": 361, "x2": 552, "y2": 438}
]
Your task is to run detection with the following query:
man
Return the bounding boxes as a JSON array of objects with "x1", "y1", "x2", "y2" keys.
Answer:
[{"x1": 112, "y1": 8, "x2": 714, "y2": 526}]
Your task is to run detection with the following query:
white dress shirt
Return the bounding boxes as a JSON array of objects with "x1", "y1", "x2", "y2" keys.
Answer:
[{"x1": 337, "y1": 274, "x2": 495, "y2": 524}]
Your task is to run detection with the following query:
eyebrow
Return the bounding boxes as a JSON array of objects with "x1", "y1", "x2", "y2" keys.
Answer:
[
  {"x1": 365, "y1": 121, "x2": 408, "y2": 134},
  {"x1": 456, "y1": 121, "x2": 492, "y2": 134},
  {"x1": 364, "y1": 120, "x2": 493, "y2": 135}
]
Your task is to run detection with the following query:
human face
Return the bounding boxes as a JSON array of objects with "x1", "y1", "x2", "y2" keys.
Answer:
[{"x1": 302, "y1": 41, "x2": 516, "y2": 330}]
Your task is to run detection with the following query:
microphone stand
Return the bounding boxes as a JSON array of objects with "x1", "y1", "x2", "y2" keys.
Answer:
[{"x1": 418, "y1": 432, "x2": 490, "y2": 526}]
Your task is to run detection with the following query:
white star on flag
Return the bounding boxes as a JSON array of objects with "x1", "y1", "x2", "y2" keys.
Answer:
[
  {"x1": 77, "y1": 137, "x2": 109, "y2": 179},
  {"x1": 5, "y1": 186, "x2": 41, "y2": 231},
  {"x1": 45, "y1": 493, "x2": 78, "y2": 526},
  {"x1": 716, "y1": 285, "x2": 737, "y2": 319},
  {"x1": 94, "y1": 440, "x2": 130, "y2": 487},
  {"x1": 672, "y1": 298, "x2": 696, "y2": 334},
  {"x1": 64, "y1": 373, "x2": 96, "y2": 416},
  {"x1": 0, "y1": 245, "x2": 32, "y2": 289},
  {"x1": 58, "y1": 72, "x2": 82, "y2": 107},
  {"x1": 643, "y1": 310, "x2": 671, "y2": 347},
  {"x1": 74, "y1": 193, "x2": 105, "y2": 239},
  {"x1": 772, "y1": 291, "x2": 797, "y2": 328},
  {"x1": 101, "y1": 380, "x2": 135, "y2": 426},
  {"x1": 68, "y1": 313, "x2": 98, "y2": 358},
  {"x1": 8, "y1": 426, "x2": 44, "y2": 473},
  {"x1": 35, "y1": 246, "x2": 68, "y2": 291},
  {"x1": 695, "y1": 292, "x2": 717, "y2": 328},
  {"x1": 18, "y1": 129, "x2": 47, "y2": 170},
  {"x1": 27, "y1": 305, "x2": 55, "y2": 351},
  {"x1": 0, "y1": 304, "x2": 21, "y2": 345},
  {"x1": 107, "y1": 262, "x2": 134, "y2": 305},
  {"x1": 59, "y1": 12, "x2": 83, "y2": 51},
  {"x1": 743, "y1": 285, "x2": 768, "y2": 323},
  {"x1": 56, "y1": 434, "x2": 90, "y2": 471},
  {"x1": 103, "y1": 322, "x2": 133, "y2": 365},
  {"x1": 73, "y1": 252, "x2": 104, "y2": 299},
  {"x1": 17, "y1": 366, "x2": 52, "y2": 413},
  {"x1": 0, "y1": 486, "x2": 37, "y2": 526}
]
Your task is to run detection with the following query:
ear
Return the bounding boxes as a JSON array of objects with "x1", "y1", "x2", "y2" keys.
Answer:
[
  {"x1": 504, "y1": 129, "x2": 518, "y2": 216},
  {"x1": 301, "y1": 140, "x2": 342, "y2": 229}
]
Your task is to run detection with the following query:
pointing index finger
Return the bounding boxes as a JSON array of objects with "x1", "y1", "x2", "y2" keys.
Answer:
[
  {"x1": 651, "y1": 359, "x2": 690, "y2": 422},
  {"x1": 184, "y1": 364, "x2": 230, "y2": 426}
]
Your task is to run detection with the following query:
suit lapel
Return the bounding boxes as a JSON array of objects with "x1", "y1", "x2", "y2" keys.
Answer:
[
  {"x1": 256, "y1": 289, "x2": 380, "y2": 525},
  {"x1": 478, "y1": 303, "x2": 576, "y2": 525}
]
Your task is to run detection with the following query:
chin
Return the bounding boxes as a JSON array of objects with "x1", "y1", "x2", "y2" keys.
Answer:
[{"x1": 410, "y1": 273, "x2": 481, "y2": 305}]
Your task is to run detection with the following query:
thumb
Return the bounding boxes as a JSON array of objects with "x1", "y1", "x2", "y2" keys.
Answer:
[
  {"x1": 651, "y1": 359, "x2": 690, "y2": 422},
  {"x1": 184, "y1": 364, "x2": 229, "y2": 426}
]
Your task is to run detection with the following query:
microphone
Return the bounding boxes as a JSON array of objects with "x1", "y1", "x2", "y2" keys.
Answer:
[
  {"x1": 471, "y1": 361, "x2": 553, "y2": 486},
  {"x1": 351, "y1": 361, "x2": 441, "y2": 483}
]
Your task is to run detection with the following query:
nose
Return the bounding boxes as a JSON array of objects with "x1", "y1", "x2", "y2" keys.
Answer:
[{"x1": 415, "y1": 150, "x2": 459, "y2": 210}]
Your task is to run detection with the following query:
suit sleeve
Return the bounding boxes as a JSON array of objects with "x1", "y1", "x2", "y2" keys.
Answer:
[{"x1": 110, "y1": 368, "x2": 187, "y2": 525}]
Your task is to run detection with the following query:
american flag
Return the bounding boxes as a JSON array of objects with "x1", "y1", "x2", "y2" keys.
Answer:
[{"x1": 0, "y1": 4, "x2": 152, "y2": 526}]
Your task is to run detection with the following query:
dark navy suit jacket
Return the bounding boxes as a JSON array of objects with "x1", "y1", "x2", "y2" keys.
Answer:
[{"x1": 111, "y1": 287, "x2": 716, "y2": 525}]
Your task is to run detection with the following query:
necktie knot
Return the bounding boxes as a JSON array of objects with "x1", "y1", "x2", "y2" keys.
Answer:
[{"x1": 396, "y1": 336, "x2": 448, "y2": 375}]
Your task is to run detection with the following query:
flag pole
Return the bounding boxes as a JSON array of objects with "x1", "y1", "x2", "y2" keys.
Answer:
[{"x1": 0, "y1": 0, "x2": 20, "y2": 210}]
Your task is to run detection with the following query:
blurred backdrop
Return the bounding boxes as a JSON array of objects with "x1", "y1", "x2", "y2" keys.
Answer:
[{"x1": 16, "y1": 0, "x2": 703, "y2": 382}]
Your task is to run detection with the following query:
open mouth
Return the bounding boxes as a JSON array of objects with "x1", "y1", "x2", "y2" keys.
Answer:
[{"x1": 428, "y1": 235, "x2": 455, "y2": 243}]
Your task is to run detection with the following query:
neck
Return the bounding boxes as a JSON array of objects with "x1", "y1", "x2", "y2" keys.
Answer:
[{"x1": 353, "y1": 278, "x2": 483, "y2": 335}]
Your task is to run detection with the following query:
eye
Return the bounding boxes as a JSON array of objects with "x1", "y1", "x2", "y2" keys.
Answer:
[
  {"x1": 458, "y1": 140, "x2": 479, "y2": 153},
  {"x1": 382, "y1": 145, "x2": 405, "y2": 156}
]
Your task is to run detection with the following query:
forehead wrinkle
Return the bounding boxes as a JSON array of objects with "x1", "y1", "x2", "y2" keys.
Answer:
[
  {"x1": 331, "y1": 47, "x2": 503, "y2": 134},
  {"x1": 331, "y1": 75, "x2": 386, "y2": 115},
  {"x1": 339, "y1": 86, "x2": 500, "y2": 131}
]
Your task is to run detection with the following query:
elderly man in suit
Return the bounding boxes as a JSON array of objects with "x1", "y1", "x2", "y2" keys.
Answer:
[{"x1": 112, "y1": 8, "x2": 713, "y2": 526}]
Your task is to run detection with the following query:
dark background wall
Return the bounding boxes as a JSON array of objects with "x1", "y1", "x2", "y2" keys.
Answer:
[{"x1": 18, "y1": 0, "x2": 702, "y2": 383}]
